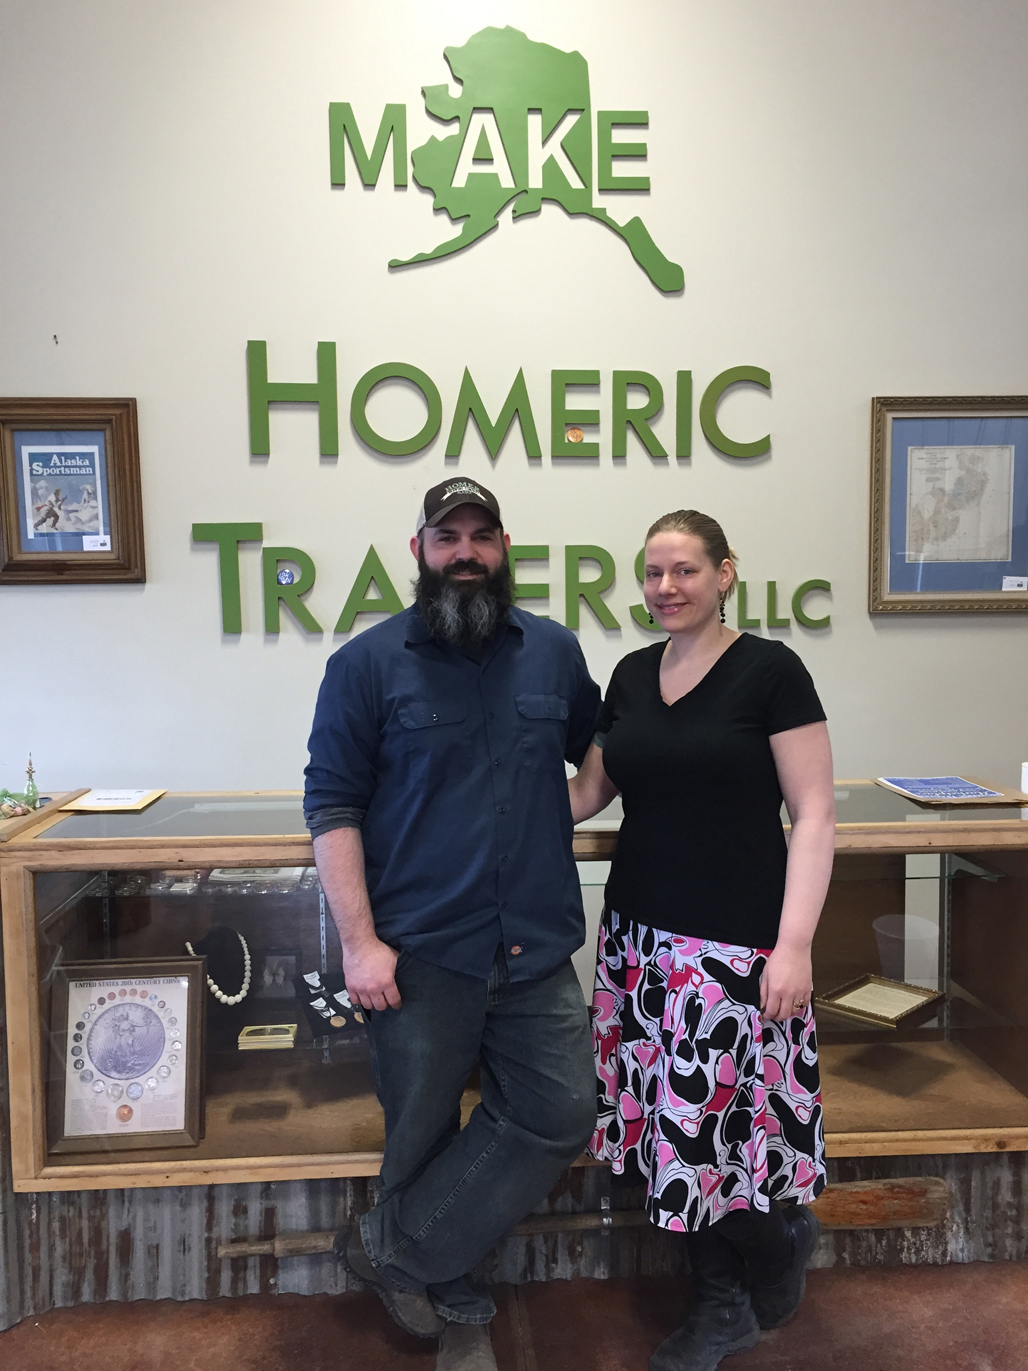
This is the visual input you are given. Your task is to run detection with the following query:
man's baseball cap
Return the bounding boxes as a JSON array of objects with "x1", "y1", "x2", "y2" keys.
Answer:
[{"x1": 415, "y1": 479, "x2": 502, "y2": 534}]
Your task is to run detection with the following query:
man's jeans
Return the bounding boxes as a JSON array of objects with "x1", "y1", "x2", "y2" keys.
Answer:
[{"x1": 360, "y1": 947, "x2": 597, "y2": 1324}]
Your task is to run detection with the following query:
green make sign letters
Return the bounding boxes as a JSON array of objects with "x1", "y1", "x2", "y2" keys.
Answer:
[{"x1": 330, "y1": 26, "x2": 684, "y2": 292}]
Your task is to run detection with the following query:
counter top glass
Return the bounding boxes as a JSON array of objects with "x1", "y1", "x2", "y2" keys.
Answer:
[
  {"x1": 24, "y1": 782, "x2": 1028, "y2": 846},
  {"x1": 828, "y1": 784, "x2": 1027, "y2": 826},
  {"x1": 578, "y1": 783, "x2": 1028, "y2": 833},
  {"x1": 35, "y1": 794, "x2": 308, "y2": 841}
]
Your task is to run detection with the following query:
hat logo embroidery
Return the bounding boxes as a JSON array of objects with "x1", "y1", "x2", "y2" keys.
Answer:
[{"x1": 443, "y1": 480, "x2": 485, "y2": 501}]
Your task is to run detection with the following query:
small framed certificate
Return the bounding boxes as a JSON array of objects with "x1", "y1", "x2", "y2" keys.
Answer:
[
  {"x1": 815, "y1": 975, "x2": 945, "y2": 1029},
  {"x1": 47, "y1": 959, "x2": 205, "y2": 1154}
]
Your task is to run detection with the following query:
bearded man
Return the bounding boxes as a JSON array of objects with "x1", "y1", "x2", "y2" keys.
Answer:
[{"x1": 304, "y1": 480, "x2": 600, "y2": 1371}]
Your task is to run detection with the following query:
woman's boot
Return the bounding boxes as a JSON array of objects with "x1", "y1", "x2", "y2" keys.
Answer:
[
  {"x1": 715, "y1": 1202, "x2": 821, "y2": 1329},
  {"x1": 746, "y1": 1204, "x2": 821, "y2": 1328},
  {"x1": 649, "y1": 1228, "x2": 760, "y2": 1371}
]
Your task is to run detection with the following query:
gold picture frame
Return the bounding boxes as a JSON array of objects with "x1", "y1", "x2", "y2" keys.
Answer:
[
  {"x1": 869, "y1": 395, "x2": 1028, "y2": 612},
  {"x1": 815, "y1": 974, "x2": 945, "y2": 1030}
]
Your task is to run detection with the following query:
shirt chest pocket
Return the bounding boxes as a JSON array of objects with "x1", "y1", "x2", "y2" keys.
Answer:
[
  {"x1": 397, "y1": 699, "x2": 470, "y2": 768},
  {"x1": 515, "y1": 693, "x2": 568, "y2": 774},
  {"x1": 398, "y1": 700, "x2": 468, "y2": 730}
]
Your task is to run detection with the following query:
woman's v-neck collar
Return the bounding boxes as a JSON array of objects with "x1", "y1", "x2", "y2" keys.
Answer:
[{"x1": 655, "y1": 632, "x2": 745, "y2": 708}]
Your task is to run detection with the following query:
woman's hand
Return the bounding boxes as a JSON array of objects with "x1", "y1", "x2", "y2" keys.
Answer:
[{"x1": 760, "y1": 943, "x2": 813, "y2": 1021}]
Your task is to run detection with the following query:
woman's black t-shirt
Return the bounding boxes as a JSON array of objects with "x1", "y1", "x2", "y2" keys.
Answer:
[{"x1": 597, "y1": 633, "x2": 826, "y2": 949}]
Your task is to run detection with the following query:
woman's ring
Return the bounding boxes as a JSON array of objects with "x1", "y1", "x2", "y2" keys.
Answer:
[{"x1": 793, "y1": 1000, "x2": 807, "y2": 1009}]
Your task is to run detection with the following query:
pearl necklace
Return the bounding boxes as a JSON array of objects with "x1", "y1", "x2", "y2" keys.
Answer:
[{"x1": 184, "y1": 932, "x2": 251, "y2": 1005}]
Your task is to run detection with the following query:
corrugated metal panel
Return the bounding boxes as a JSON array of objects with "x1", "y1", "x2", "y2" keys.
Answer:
[
  {"x1": 4, "y1": 1150, "x2": 1028, "y2": 1330},
  {"x1": 4, "y1": 927, "x2": 1028, "y2": 1331}
]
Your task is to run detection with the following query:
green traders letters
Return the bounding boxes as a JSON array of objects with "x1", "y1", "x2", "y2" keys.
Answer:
[{"x1": 193, "y1": 526, "x2": 831, "y2": 637}]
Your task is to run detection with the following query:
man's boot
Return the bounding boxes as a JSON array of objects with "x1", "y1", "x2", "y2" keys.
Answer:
[
  {"x1": 649, "y1": 1228, "x2": 760, "y2": 1371},
  {"x1": 333, "y1": 1222, "x2": 445, "y2": 1338},
  {"x1": 436, "y1": 1322, "x2": 498, "y2": 1370}
]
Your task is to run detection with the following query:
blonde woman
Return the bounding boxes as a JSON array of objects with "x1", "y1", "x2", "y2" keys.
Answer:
[{"x1": 570, "y1": 511, "x2": 835, "y2": 1371}]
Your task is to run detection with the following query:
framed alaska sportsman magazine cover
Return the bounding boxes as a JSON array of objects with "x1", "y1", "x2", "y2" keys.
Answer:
[{"x1": 0, "y1": 397, "x2": 145, "y2": 583}]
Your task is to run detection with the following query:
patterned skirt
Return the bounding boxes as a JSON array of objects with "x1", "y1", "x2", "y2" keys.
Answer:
[{"x1": 588, "y1": 909, "x2": 825, "y2": 1231}]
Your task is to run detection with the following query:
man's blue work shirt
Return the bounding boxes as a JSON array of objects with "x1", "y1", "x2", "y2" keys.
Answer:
[{"x1": 304, "y1": 605, "x2": 602, "y2": 982}]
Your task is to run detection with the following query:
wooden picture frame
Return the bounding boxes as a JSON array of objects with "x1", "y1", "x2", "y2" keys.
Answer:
[
  {"x1": 47, "y1": 957, "x2": 205, "y2": 1154},
  {"x1": 869, "y1": 395, "x2": 1028, "y2": 612},
  {"x1": 0, "y1": 397, "x2": 145, "y2": 583}
]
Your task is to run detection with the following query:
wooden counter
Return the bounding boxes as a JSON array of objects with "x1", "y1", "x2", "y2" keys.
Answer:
[{"x1": 3, "y1": 783, "x2": 1028, "y2": 1191}]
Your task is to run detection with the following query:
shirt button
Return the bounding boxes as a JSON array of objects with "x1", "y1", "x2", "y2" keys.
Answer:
[
  {"x1": 432, "y1": 713, "x2": 439, "y2": 722},
  {"x1": 494, "y1": 759, "x2": 501, "y2": 767},
  {"x1": 488, "y1": 712, "x2": 495, "y2": 720},
  {"x1": 501, "y1": 901, "x2": 508, "y2": 909},
  {"x1": 500, "y1": 855, "x2": 508, "y2": 863},
  {"x1": 498, "y1": 806, "x2": 507, "y2": 814},
  {"x1": 510, "y1": 945, "x2": 523, "y2": 956}
]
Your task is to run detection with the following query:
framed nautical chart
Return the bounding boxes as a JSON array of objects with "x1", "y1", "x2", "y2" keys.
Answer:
[
  {"x1": 47, "y1": 958, "x2": 204, "y2": 1153},
  {"x1": 870, "y1": 396, "x2": 1028, "y2": 611}
]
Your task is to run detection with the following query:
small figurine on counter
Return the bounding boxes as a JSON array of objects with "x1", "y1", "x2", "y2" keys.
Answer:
[
  {"x1": 0, "y1": 756, "x2": 44, "y2": 818},
  {"x1": 23, "y1": 755, "x2": 38, "y2": 808}
]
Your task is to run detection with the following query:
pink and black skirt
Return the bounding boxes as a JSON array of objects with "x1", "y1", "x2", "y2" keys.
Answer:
[{"x1": 588, "y1": 909, "x2": 825, "y2": 1231}]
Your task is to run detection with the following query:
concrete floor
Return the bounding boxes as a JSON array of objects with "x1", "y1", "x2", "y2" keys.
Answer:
[{"x1": 3, "y1": 1264, "x2": 1027, "y2": 1370}]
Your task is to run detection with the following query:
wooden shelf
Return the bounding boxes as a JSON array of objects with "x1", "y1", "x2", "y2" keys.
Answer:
[{"x1": 821, "y1": 1038, "x2": 1028, "y2": 1137}]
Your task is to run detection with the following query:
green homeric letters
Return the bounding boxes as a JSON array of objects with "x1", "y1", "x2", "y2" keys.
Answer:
[
  {"x1": 246, "y1": 343, "x2": 770, "y2": 462},
  {"x1": 329, "y1": 27, "x2": 683, "y2": 292},
  {"x1": 191, "y1": 524, "x2": 830, "y2": 636}
]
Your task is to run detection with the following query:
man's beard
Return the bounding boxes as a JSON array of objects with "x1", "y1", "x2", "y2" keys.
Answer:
[{"x1": 414, "y1": 550, "x2": 514, "y2": 649}]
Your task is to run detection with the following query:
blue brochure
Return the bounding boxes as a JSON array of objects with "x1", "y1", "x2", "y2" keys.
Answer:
[{"x1": 878, "y1": 776, "x2": 1001, "y2": 801}]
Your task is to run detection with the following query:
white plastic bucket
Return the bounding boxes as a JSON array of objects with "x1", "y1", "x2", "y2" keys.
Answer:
[{"x1": 872, "y1": 914, "x2": 938, "y2": 986}]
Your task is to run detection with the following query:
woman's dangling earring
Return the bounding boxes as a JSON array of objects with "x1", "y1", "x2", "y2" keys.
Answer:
[
  {"x1": 719, "y1": 594, "x2": 726, "y2": 625},
  {"x1": 648, "y1": 612, "x2": 655, "y2": 624}
]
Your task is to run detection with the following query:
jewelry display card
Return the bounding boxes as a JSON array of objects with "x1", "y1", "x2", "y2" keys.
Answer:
[{"x1": 48, "y1": 958, "x2": 204, "y2": 1153}]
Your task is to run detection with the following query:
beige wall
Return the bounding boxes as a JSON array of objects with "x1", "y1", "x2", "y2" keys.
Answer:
[{"x1": 1, "y1": 0, "x2": 1026, "y2": 791}]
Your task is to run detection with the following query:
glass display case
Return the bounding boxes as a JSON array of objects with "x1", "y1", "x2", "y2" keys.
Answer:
[
  {"x1": 817, "y1": 783, "x2": 1028, "y2": 1152},
  {"x1": 2, "y1": 785, "x2": 1027, "y2": 1192},
  {"x1": 1, "y1": 794, "x2": 401, "y2": 1192}
]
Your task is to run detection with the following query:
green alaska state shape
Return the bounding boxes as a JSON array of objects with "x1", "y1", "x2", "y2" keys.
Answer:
[{"x1": 389, "y1": 26, "x2": 684, "y2": 293}]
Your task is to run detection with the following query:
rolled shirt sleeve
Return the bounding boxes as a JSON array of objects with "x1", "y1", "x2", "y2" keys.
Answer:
[{"x1": 306, "y1": 805, "x2": 366, "y2": 838}]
